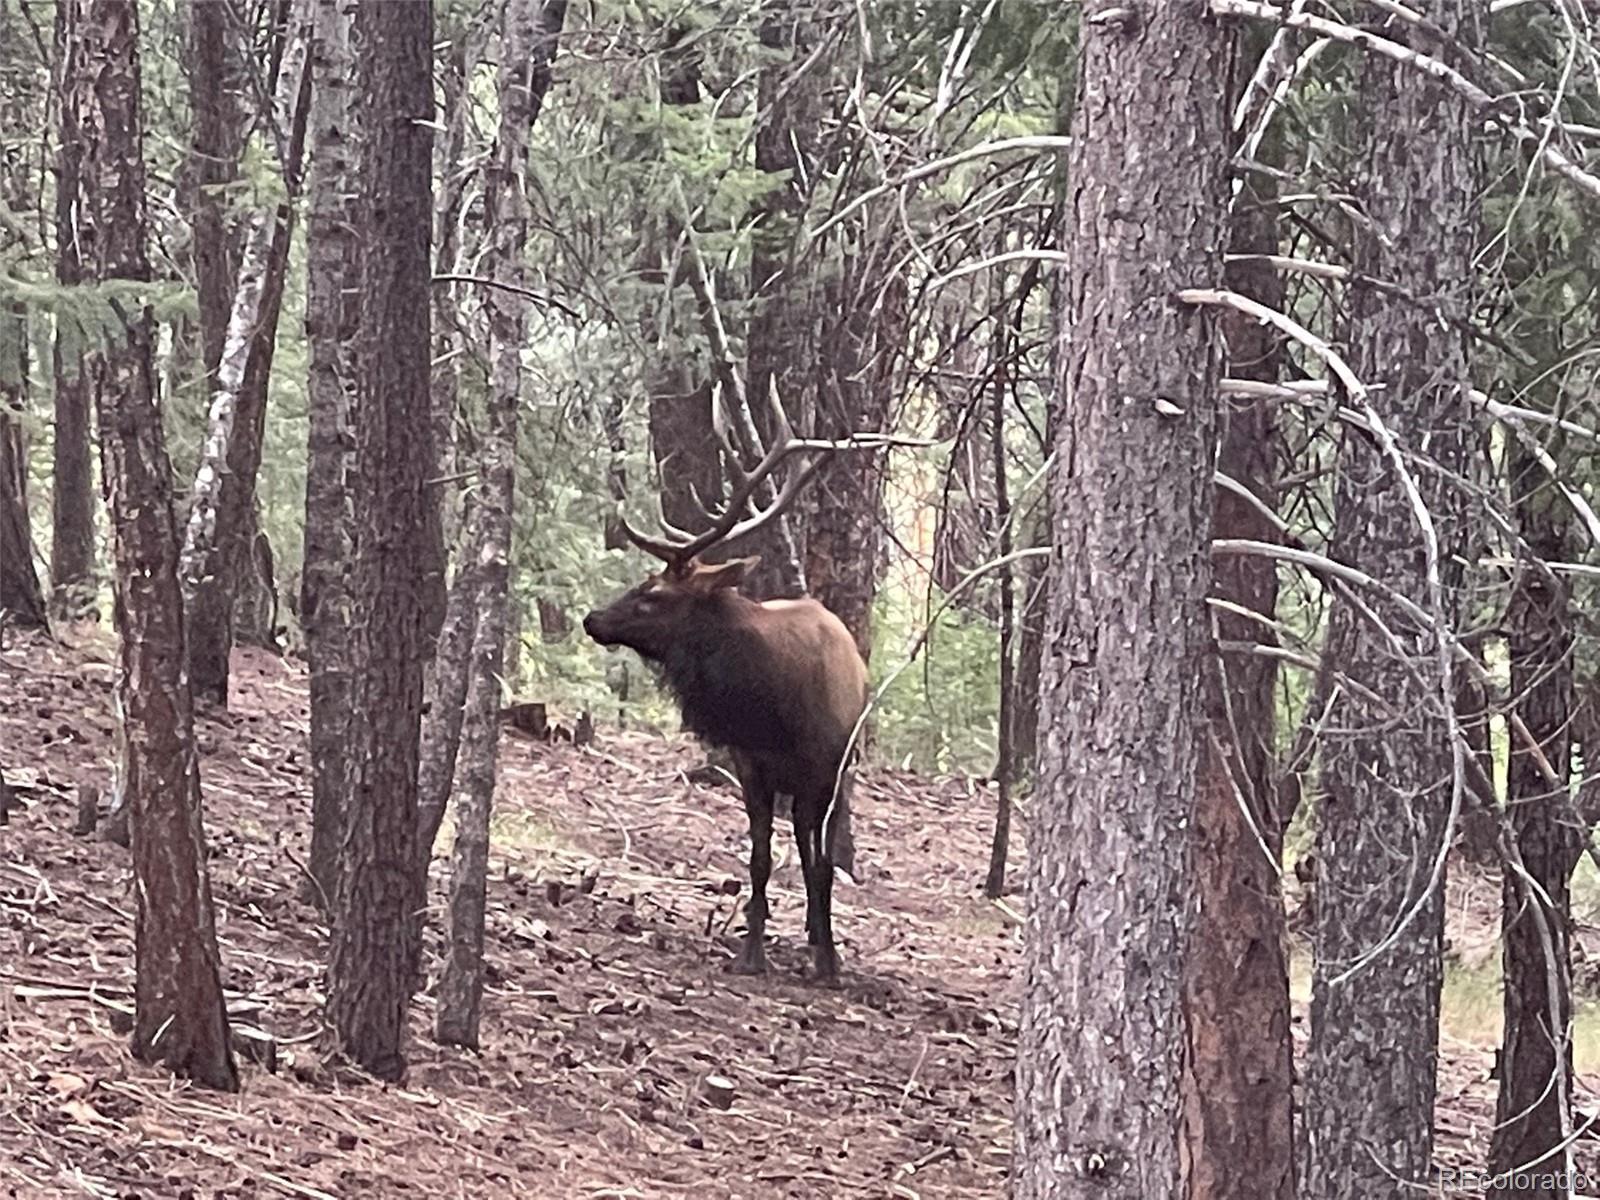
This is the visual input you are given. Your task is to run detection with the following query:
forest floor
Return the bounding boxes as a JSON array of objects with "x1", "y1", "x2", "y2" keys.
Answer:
[{"x1": 2, "y1": 626, "x2": 1598, "y2": 1198}]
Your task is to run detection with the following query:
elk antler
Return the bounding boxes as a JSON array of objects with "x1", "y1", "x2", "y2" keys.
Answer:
[{"x1": 618, "y1": 382, "x2": 833, "y2": 568}]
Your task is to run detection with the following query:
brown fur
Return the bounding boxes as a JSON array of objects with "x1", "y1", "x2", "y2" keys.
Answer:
[{"x1": 583, "y1": 557, "x2": 867, "y2": 982}]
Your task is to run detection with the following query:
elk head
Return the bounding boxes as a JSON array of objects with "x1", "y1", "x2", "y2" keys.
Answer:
[
  {"x1": 582, "y1": 555, "x2": 759, "y2": 658},
  {"x1": 584, "y1": 388, "x2": 834, "y2": 658}
]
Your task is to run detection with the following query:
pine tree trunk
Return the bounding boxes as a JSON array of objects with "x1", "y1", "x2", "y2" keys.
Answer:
[
  {"x1": 428, "y1": 23, "x2": 487, "y2": 574},
  {"x1": 642, "y1": 31, "x2": 721, "y2": 555},
  {"x1": 1301, "y1": 5, "x2": 1478, "y2": 1193},
  {"x1": 1181, "y1": 158, "x2": 1294, "y2": 1200},
  {"x1": 71, "y1": 0, "x2": 237, "y2": 1093},
  {"x1": 184, "y1": 4, "x2": 312, "y2": 705},
  {"x1": 1490, "y1": 443, "x2": 1576, "y2": 1197},
  {"x1": 325, "y1": 0, "x2": 435, "y2": 1081},
  {"x1": 434, "y1": 0, "x2": 561, "y2": 1038},
  {"x1": 1, "y1": 363, "x2": 45, "y2": 630},
  {"x1": 188, "y1": 0, "x2": 243, "y2": 394},
  {"x1": 415, "y1": 521, "x2": 479, "y2": 875},
  {"x1": 0, "y1": 52, "x2": 44, "y2": 630},
  {"x1": 804, "y1": 269, "x2": 905, "y2": 659},
  {"x1": 416, "y1": 0, "x2": 565, "y2": 912},
  {"x1": 1012, "y1": 2, "x2": 1229, "y2": 1193},
  {"x1": 983, "y1": 287, "x2": 1013, "y2": 900},
  {"x1": 742, "y1": 4, "x2": 821, "y2": 600},
  {"x1": 302, "y1": 0, "x2": 361, "y2": 911},
  {"x1": 49, "y1": 0, "x2": 96, "y2": 611}
]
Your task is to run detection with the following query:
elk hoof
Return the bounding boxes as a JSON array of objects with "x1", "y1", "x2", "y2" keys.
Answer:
[
  {"x1": 729, "y1": 942, "x2": 768, "y2": 975},
  {"x1": 809, "y1": 947, "x2": 841, "y2": 987}
]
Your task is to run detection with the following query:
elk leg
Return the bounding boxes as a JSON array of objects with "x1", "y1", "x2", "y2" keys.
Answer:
[
  {"x1": 794, "y1": 796, "x2": 839, "y2": 985},
  {"x1": 732, "y1": 773, "x2": 774, "y2": 976}
]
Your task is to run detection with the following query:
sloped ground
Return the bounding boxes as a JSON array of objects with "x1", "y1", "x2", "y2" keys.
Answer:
[
  {"x1": 1, "y1": 629, "x2": 1015, "y2": 1198},
  {"x1": 2, "y1": 627, "x2": 1597, "y2": 1198}
]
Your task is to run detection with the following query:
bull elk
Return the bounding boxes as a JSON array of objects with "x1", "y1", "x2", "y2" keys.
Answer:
[{"x1": 582, "y1": 417, "x2": 868, "y2": 984}]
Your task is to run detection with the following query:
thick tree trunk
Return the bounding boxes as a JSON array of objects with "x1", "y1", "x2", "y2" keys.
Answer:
[
  {"x1": 434, "y1": 0, "x2": 564, "y2": 1047},
  {"x1": 50, "y1": 0, "x2": 96, "y2": 611},
  {"x1": 742, "y1": 5, "x2": 821, "y2": 600},
  {"x1": 325, "y1": 0, "x2": 435, "y2": 1081},
  {"x1": 302, "y1": 0, "x2": 360, "y2": 911},
  {"x1": 1490, "y1": 444, "x2": 1576, "y2": 1197},
  {"x1": 183, "y1": 5, "x2": 312, "y2": 705},
  {"x1": 1012, "y1": 3, "x2": 1230, "y2": 1195},
  {"x1": 804, "y1": 268, "x2": 904, "y2": 659},
  {"x1": 1301, "y1": 5, "x2": 1478, "y2": 1194},
  {"x1": 71, "y1": 0, "x2": 237, "y2": 1093},
  {"x1": 642, "y1": 32, "x2": 721, "y2": 557},
  {"x1": 1181, "y1": 161, "x2": 1294, "y2": 1200}
]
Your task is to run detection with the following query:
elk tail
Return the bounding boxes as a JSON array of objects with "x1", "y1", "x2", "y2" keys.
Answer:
[{"x1": 823, "y1": 771, "x2": 857, "y2": 883}]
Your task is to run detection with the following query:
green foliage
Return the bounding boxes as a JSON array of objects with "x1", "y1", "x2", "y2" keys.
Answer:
[{"x1": 870, "y1": 584, "x2": 1002, "y2": 774}]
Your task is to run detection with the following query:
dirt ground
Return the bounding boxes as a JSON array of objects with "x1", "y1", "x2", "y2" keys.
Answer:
[{"x1": 0, "y1": 626, "x2": 1592, "y2": 1198}]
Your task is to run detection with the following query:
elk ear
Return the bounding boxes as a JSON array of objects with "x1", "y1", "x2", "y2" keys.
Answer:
[{"x1": 689, "y1": 556, "x2": 760, "y2": 593}]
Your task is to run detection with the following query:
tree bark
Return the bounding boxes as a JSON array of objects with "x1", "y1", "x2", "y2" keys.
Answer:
[
  {"x1": 49, "y1": 0, "x2": 96, "y2": 611},
  {"x1": 1301, "y1": 5, "x2": 1478, "y2": 1193},
  {"x1": 187, "y1": 0, "x2": 243, "y2": 395},
  {"x1": 803, "y1": 267, "x2": 904, "y2": 659},
  {"x1": 415, "y1": 517, "x2": 479, "y2": 876},
  {"x1": 183, "y1": 2, "x2": 313, "y2": 705},
  {"x1": 71, "y1": 0, "x2": 237, "y2": 1093},
  {"x1": 302, "y1": 0, "x2": 360, "y2": 912},
  {"x1": 642, "y1": 31, "x2": 721, "y2": 558},
  {"x1": 325, "y1": 0, "x2": 435, "y2": 1081},
  {"x1": 983, "y1": 284, "x2": 1013, "y2": 901},
  {"x1": 435, "y1": 0, "x2": 561, "y2": 1049},
  {"x1": 1180, "y1": 152, "x2": 1294, "y2": 1200},
  {"x1": 428, "y1": 19, "x2": 486, "y2": 578},
  {"x1": 1012, "y1": 2, "x2": 1230, "y2": 1194},
  {"x1": 1489, "y1": 442, "x2": 1576, "y2": 1197},
  {"x1": 742, "y1": 4, "x2": 822, "y2": 600},
  {"x1": 1, "y1": 325, "x2": 44, "y2": 629},
  {"x1": 0, "y1": 44, "x2": 44, "y2": 630}
]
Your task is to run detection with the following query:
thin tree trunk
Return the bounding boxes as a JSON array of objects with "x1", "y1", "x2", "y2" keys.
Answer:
[
  {"x1": 325, "y1": 0, "x2": 435, "y2": 1081},
  {"x1": 1301, "y1": 4, "x2": 1478, "y2": 1192},
  {"x1": 49, "y1": 0, "x2": 96, "y2": 611},
  {"x1": 71, "y1": 0, "x2": 237, "y2": 1092},
  {"x1": 1490, "y1": 443, "x2": 1576, "y2": 1197},
  {"x1": 415, "y1": 0, "x2": 565, "y2": 897},
  {"x1": 1012, "y1": 1, "x2": 1230, "y2": 1193},
  {"x1": 1456, "y1": 659, "x2": 1500, "y2": 865},
  {"x1": 183, "y1": 1, "x2": 312, "y2": 705},
  {"x1": 415, "y1": 516, "x2": 479, "y2": 876},
  {"x1": 983, "y1": 282, "x2": 1013, "y2": 901},
  {"x1": 428, "y1": 20, "x2": 486, "y2": 576},
  {"x1": 1, "y1": 314, "x2": 44, "y2": 628},
  {"x1": 1, "y1": 410, "x2": 44, "y2": 629},
  {"x1": 1180, "y1": 145, "x2": 1294, "y2": 1200},
  {"x1": 0, "y1": 47, "x2": 44, "y2": 630},
  {"x1": 302, "y1": 0, "x2": 360, "y2": 911},
  {"x1": 187, "y1": 0, "x2": 243, "y2": 394},
  {"x1": 434, "y1": 2, "x2": 561, "y2": 1047}
]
